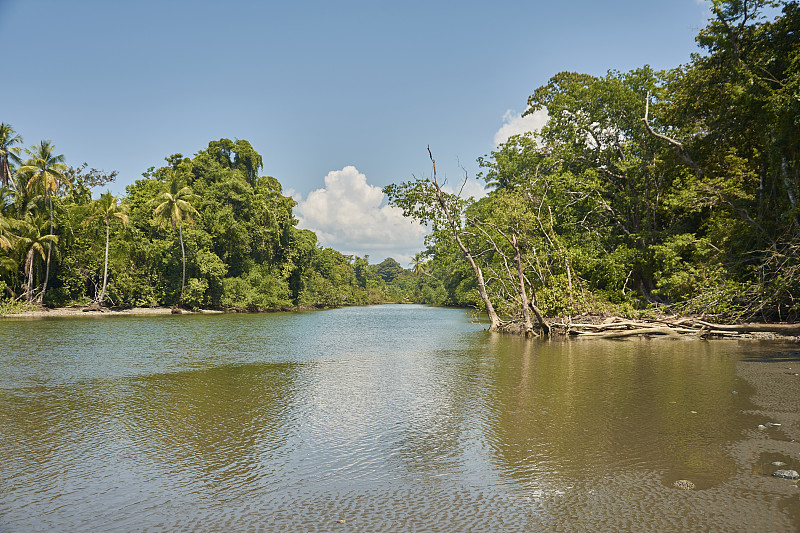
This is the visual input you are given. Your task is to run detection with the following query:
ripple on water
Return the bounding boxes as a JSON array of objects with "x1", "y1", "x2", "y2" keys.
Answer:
[
  {"x1": 1, "y1": 310, "x2": 799, "y2": 532},
  {"x1": 12, "y1": 476, "x2": 785, "y2": 533}
]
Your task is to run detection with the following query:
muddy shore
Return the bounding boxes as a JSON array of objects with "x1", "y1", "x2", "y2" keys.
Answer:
[{"x1": 726, "y1": 346, "x2": 800, "y2": 530}]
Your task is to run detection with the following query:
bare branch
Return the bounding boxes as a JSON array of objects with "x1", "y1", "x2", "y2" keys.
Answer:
[{"x1": 642, "y1": 92, "x2": 704, "y2": 177}]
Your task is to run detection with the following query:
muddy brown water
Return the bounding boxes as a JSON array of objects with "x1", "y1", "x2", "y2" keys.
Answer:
[{"x1": 1, "y1": 305, "x2": 798, "y2": 531}]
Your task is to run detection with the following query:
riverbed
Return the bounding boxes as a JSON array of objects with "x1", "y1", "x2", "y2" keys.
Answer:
[{"x1": 1, "y1": 305, "x2": 797, "y2": 531}]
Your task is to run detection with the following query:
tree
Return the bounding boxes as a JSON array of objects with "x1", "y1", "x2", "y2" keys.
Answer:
[
  {"x1": 385, "y1": 148, "x2": 501, "y2": 331},
  {"x1": 659, "y1": 0, "x2": 800, "y2": 317},
  {"x1": 376, "y1": 257, "x2": 404, "y2": 283},
  {"x1": 151, "y1": 173, "x2": 199, "y2": 303},
  {"x1": 0, "y1": 123, "x2": 23, "y2": 191},
  {"x1": 205, "y1": 139, "x2": 263, "y2": 185},
  {"x1": 409, "y1": 252, "x2": 429, "y2": 277},
  {"x1": 18, "y1": 140, "x2": 68, "y2": 303},
  {"x1": 0, "y1": 212, "x2": 15, "y2": 251},
  {"x1": 15, "y1": 216, "x2": 58, "y2": 303},
  {"x1": 84, "y1": 192, "x2": 129, "y2": 304}
]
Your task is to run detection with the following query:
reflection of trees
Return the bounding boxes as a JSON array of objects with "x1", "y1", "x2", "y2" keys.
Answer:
[
  {"x1": 486, "y1": 338, "x2": 748, "y2": 486},
  {"x1": 0, "y1": 387, "x2": 92, "y2": 484},
  {"x1": 386, "y1": 337, "x2": 491, "y2": 477},
  {"x1": 127, "y1": 362, "x2": 301, "y2": 488},
  {"x1": 0, "y1": 361, "x2": 302, "y2": 528}
]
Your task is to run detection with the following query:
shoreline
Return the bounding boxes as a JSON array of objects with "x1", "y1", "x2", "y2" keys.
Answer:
[
  {"x1": 3, "y1": 306, "x2": 800, "y2": 342},
  {"x1": 732, "y1": 347, "x2": 800, "y2": 529},
  {"x1": 0, "y1": 302, "x2": 356, "y2": 319},
  {"x1": 0, "y1": 306, "x2": 226, "y2": 319}
]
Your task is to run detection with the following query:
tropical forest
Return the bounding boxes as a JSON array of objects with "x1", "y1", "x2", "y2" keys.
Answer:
[{"x1": 1, "y1": 0, "x2": 799, "y2": 331}]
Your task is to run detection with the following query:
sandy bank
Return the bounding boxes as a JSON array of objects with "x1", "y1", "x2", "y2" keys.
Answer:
[
  {"x1": 0, "y1": 306, "x2": 225, "y2": 319},
  {"x1": 729, "y1": 346, "x2": 800, "y2": 529}
]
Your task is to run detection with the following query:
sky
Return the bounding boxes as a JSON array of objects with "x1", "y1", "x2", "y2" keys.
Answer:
[{"x1": 0, "y1": 0, "x2": 714, "y2": 265}]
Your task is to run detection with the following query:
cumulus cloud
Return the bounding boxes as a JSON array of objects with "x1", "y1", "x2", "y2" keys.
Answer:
[
  {"x1": 493, "y1": 108, "x2": 549, "y2": 146},
  {"x1": 283, "y1": 187, "x2": 301, "y2": 202},
  {"x1": 295, "y1": 166, "x2": 428, "y2": 265},
  {"x1": 441, "y1": 175, "x2": 488, "y2": 201}
]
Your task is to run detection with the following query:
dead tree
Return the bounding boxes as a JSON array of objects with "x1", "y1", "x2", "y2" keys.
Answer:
[{"x1": 428, "y1": 147, "x2": 501, "y2": 331}]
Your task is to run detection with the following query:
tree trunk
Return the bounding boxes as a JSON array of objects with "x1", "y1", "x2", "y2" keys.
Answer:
[
  {"x1": 99, "y1": 218, "x2": 110, "y2": 304},
  {"x1": 178, "y1": 219, "x2": 186, "y2": 303},
  {"x1": 428, "y1": 148, "x2": 501, "y2": 331},
  {"x1": 38, "y1": 193, "x2": 53, "y2": 305},
  {"x1": 512, "y1": 234, "x2": 535, "y2": 336},
  {"x1": 0, "y1": 155, "x2": 13, "y2": 190},
  {"x1": 25, "y1": 249, "x2": 35, "y2": 303},
  {"x1": 642, "y1": 93, "x2": 703, "y2": 178},
  {"x1": 782, "y1": 157, "x2": 799, "y2": 229}
]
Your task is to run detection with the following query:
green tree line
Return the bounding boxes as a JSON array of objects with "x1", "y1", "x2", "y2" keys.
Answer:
[
  {"x1": 3, "y1": 0, "x2": 796, "y2": 323},
  {"x1": 386, "y1": 0, "x2": 800, "y2": 328},
  {"x1": 0, "y1": 135, "x2": 417, "y2": 311}
]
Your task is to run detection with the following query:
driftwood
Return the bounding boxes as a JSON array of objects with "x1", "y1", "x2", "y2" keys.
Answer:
[{"x1": 563, "y1": 317, "x2": 800, "y2": 339}]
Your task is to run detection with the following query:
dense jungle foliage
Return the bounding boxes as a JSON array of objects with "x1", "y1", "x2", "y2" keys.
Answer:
[
  {"x1": 386, "y1": 0, "x2": 800, "y2": 324},
  {"x1": 2, "y1": 0, "x2": 798, "y2": 322},
  {"x1": 0, "y1": 136, "x2": 416, "y2": 310}
]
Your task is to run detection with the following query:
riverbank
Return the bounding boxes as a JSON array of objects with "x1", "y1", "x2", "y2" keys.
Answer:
[
  {"x1": 0, "y1": 302, "x2": 349, "y2": 319},
  {"x1": 4, "y1": 306, "x2": 800, "y2": 344},
  {"x1": 731, "y1": 349, "x2": 800, "y2": 529},
  {"x1": 0, "y1": 305, "x2": 224, "y2": 318}
]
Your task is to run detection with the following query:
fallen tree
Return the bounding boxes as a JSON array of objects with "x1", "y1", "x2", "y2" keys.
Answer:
[{"x1": 558, "y1": 316, "x2": 800, "y2": 339}]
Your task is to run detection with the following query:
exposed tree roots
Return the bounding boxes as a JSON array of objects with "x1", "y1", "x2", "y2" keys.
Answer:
[
  {"x1": 495, "y1": 315, "x2": 800, "y2": 340},
  {"x1": 561, "y1": 316, "x2": 800, "y2": 339}
]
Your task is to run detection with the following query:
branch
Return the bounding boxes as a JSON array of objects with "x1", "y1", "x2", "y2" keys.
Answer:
[{"x1": 642, "y1": 92, "x2": 704, "y2": 178}]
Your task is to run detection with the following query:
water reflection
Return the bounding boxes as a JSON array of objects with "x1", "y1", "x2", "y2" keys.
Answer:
[
  {"x1": 0, "y1": 307, "x2": 796, "y2": 532},
  {"x1": 129, "y1": 362, "x2": 301, "y2": 496},
  {"x1": 484, "y1": 337, "x2": 751, "y2": 488}
]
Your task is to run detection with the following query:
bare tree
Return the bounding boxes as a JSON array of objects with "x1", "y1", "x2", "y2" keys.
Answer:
[{"x1": 428, "y1": 147, "x2": 501, "y2": 331}]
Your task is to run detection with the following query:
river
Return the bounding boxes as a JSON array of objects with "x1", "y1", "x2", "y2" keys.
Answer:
[{"x1": 1, "y1": 304, "x2": 798, "y2": 531}]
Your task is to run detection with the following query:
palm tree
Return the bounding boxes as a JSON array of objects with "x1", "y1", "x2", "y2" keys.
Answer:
[
  {"x1": 15, "y1": 216, "x2": 58, "y2": 303},
  {"x1": 409, "y1": 252, "x2": 428, "y2": 277},
  {"x1": 17, "y1": 141, "x2": 68, "y2": 303},
  {"x1": 0, "y1": 123, "x2": 23, "y2": 191},
  {"x1": 0, "y1": 213, "x2": 14, "y2": 251},
  {"x1": 151, "y1": 174, "x2": 198, "y2": 303},
  {"x1": 83, "y1": 192, "x2": 128, "y2": 304}
]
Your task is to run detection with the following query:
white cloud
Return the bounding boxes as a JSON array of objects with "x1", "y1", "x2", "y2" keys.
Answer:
[
  {"x1": 295, "y1": 166, "x2": 428, "y2": 264},
  {"x1": 493, "y1": 108, "x2": 549, "y2": 146},
  {"x1": 283, "y1": 187, "x2": 302, "y2": 203},
  {"x1": 441, "y1": 175, "x2": 488, "y2": 201}
]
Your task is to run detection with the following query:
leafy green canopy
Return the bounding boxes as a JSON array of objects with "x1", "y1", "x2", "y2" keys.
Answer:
[
  {"x1": 0, "y1": 137, "x2": 417, "y2": 309},
  {"x1": 386, "y1": 0, "x2": 800, "y2": 322}
]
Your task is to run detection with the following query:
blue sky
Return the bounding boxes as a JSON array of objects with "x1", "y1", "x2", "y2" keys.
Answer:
[{"x1": 0, "y1": 0, "x2": 713, "y2": 263}]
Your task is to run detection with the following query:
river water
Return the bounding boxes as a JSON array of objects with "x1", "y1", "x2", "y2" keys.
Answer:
[{"x1": 1, "y1": 305, "x2": 798, "y2": 532}]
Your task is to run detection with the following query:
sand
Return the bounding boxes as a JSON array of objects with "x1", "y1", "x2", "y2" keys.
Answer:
[{"x1": 0, "y1": 306, "x2": 224, "y2": 318}]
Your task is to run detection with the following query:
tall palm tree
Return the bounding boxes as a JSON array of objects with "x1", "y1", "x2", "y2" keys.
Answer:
[
  {"x1": 0, "y1": 123, "x2": 23, "y2": 191},
  {"x1": 151, "y1": 174, "x2": 198, "y2": 303},
  {"x1": 17, "y1": 140, "x2": 68, "y2": 304},
  {"x1": 15, "y1": 216, "x2": 58, "y2": 303},
  {"x1": 83, "y1": 192, "x2": 128, "y2": 304}
]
